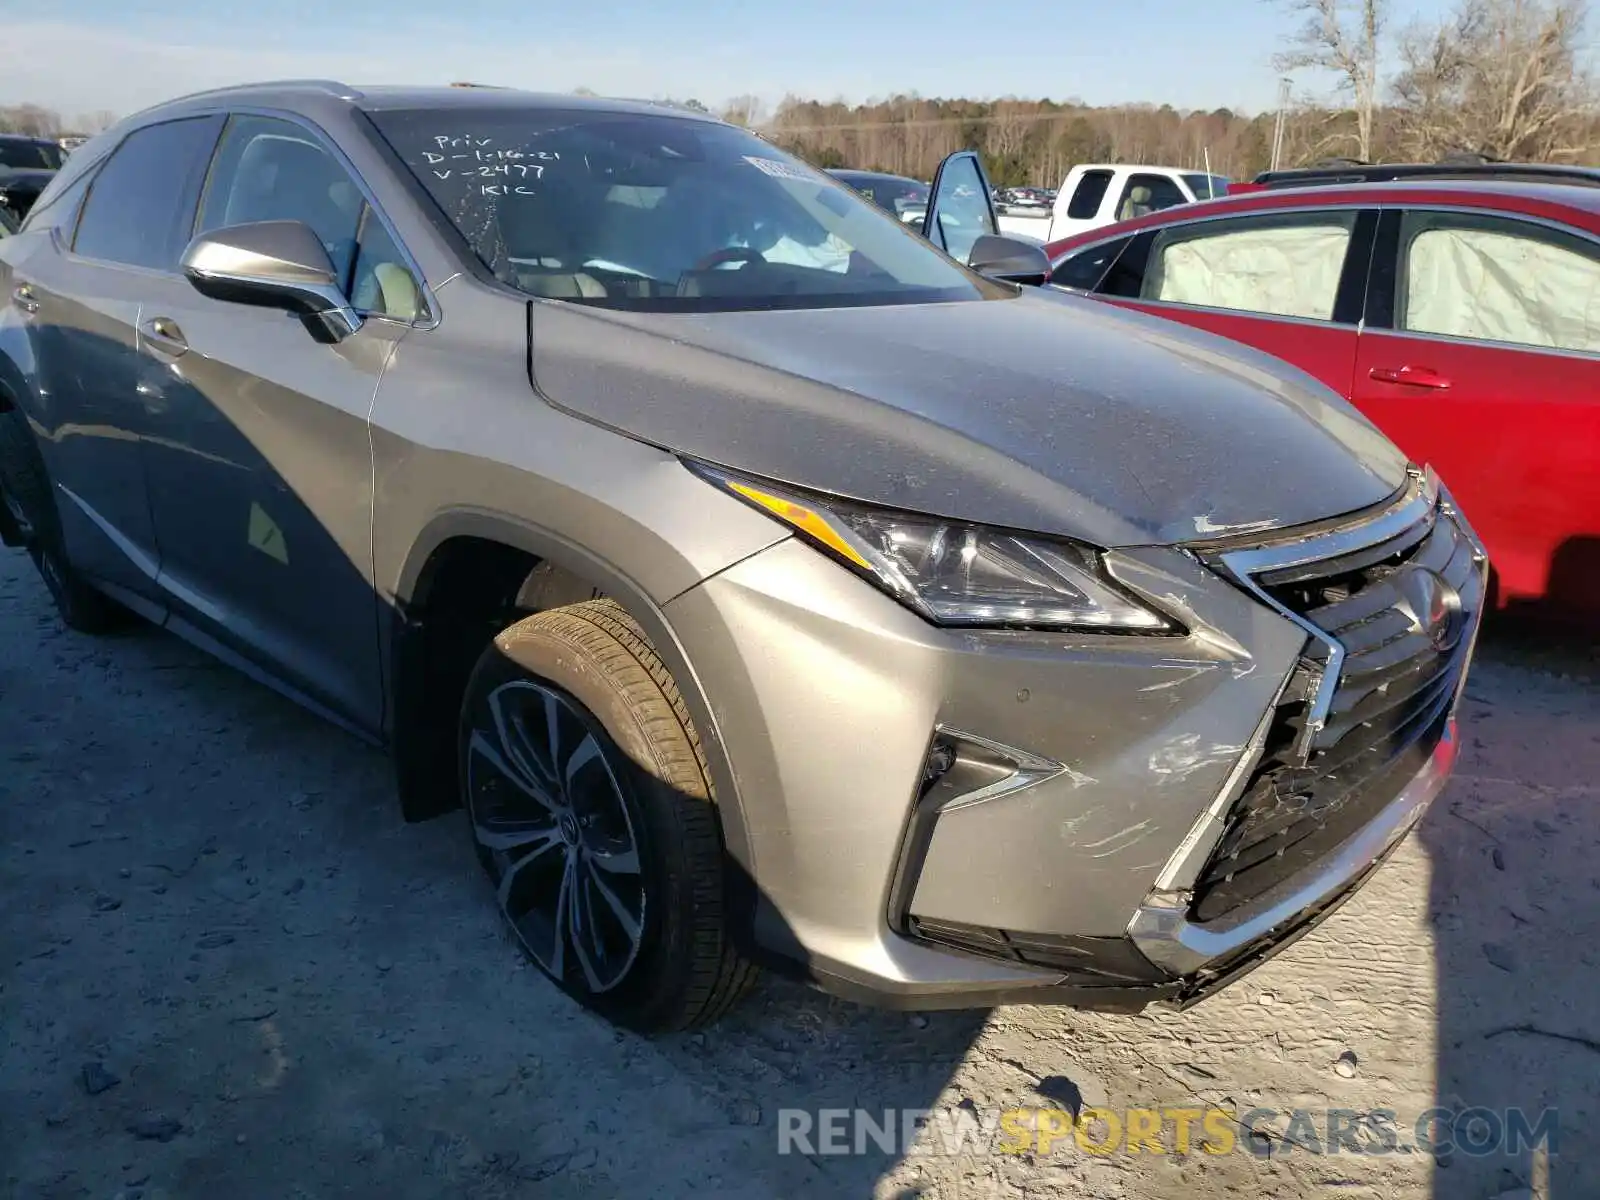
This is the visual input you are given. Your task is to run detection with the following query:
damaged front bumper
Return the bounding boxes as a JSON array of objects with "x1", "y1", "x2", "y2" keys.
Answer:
[{"x1": 664, "y1": 472, "x2": 1483, "y2": 1011}]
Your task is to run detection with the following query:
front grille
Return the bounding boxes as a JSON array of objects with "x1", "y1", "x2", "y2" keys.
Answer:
[{"x1": 1192, "y1": 501, "x2": 1484, "y2": 923}]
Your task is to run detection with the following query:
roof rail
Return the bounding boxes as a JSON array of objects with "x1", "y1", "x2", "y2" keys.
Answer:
[
  {"x1": 1252, "y1": 161, "x2": 1600, "y2": 189},
  {"x1": 169, "y1": 79, "x2": 364, "y2": 103}
]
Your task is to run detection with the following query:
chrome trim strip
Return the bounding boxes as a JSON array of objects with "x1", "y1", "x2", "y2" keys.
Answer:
[
  {"x1": 1211, "y1": 470, "x2": 1438, "y2": 744},
  {"x1": 1129, "y1": 718, "x2": 1458, "y2": 978},
  {"x1": 1119, "y1": 296, "x2": 1360, "y2": 332},
  {"x1": 1357, "y1": 324, "x2": 1600, "y2": 365},
  {"x1": 58, "y1": 483, "x2": 160, "y2": 583},
  {"x1": 932, "y1": 726, "x2": 1066, "y2": 813},
  {"x1": 1151, "y1": 698, "x2": 1281, "y2": 894}
]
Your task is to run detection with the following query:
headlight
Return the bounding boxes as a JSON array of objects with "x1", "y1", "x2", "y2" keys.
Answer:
[{"x1": 691, "y1": 463, "x2": 1177, "y2": 633}]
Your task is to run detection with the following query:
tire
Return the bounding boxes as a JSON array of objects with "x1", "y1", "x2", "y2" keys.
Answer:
[
  {"x1": 458, "y1": 598, "x2": 757, "y2": 1032},
  {"x1": 0, "y1": 405, "x2": 128, "y2": 634}
]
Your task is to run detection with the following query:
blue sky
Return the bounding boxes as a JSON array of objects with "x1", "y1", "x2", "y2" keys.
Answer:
[{"x1": 4, "y1": 0, "x2": 1461, "y2": 121}]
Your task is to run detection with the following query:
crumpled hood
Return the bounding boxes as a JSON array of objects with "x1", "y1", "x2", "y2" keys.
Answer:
[{"x1": 528, "y1": 287, "x2": 1408, "y2": 547}]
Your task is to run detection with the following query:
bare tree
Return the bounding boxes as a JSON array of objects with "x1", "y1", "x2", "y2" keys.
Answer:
[
  {"x1": 720, "y1": 95, "x2": 766, "y2": 128},
  {"x1": 0, "y1": 103, "x2": 64, "y2": 137},
  {"x1": 75, "y1": 110, "x2": 120, "y2": 135},
  {"x1": 1272, "y1": 0, "x2": 1388, "y2": 161},
  {"x1": 1392, "y1": 0, "x2": 1597, "y2": 161}
]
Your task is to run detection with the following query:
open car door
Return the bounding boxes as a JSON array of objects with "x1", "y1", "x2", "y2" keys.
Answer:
[{"x1": 922, "y1": 151, "x2": 1051, "y2": 286}]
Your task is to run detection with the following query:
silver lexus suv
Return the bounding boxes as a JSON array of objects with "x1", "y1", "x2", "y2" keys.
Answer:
[{"x1": 0, "y1": 83, "x2": 1486, "y2": 1032}]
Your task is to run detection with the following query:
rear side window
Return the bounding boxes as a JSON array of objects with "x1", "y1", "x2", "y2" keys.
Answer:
[
  {"x1": 1143, "y1": 211, "x2": 1359, "y2": 320},
  {"x1": 1050, "y1": 236, "x2": 1130, "y2": 290},
  {"x1": 1066, "y1": 170, "x2": 1113, "y2": 220},
  {"x1": 1398, "y1": 211, "x2": 1600, "y2": 354},
  {"x1": 74, "y1": 117, "x2": 223, "y2": 270}
]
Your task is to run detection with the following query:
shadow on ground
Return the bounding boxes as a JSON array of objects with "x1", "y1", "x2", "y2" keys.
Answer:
[{"x1": 1421, "y1": 613, "x2": 1600, "y2": 1199}]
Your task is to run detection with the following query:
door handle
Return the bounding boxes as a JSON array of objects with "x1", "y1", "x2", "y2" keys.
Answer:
[
  {"x1": 12, "y1": 284, "x2": 39, "y2": 314},
  {"x1": 140, "y1": 316, "x2": 188, "y2": 358},
  {"x1": 1368, "y1": 364, "x2": 1450, "y2": 390}
]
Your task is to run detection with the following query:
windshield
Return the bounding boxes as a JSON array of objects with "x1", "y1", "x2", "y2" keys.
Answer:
[
  {"x1": 0, "y1": 139, "x2": 63, "y2": 171},
  {"x1": 368, "y1": 107, "x2": 991, "y2": 311},
  {"x1": 1181, "y1": 173, "x2": 1230, "y2": 200}
]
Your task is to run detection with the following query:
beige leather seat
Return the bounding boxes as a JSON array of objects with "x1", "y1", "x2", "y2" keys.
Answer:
[{"x1": 1118, "y1": 185, "x2": 1155, "y2": 222}]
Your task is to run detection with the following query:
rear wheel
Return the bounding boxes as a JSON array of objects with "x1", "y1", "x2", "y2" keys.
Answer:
[
  {"x1": 458, "y1": 598, "x2": 756, "y2": 1032},
  {"x1": 0, "y1": 406, "x2": 127, "y2": 634}
]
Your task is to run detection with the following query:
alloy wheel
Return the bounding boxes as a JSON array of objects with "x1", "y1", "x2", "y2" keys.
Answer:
[{"x1": 465, "y1": 680, "x2": 646, "y2": 993}]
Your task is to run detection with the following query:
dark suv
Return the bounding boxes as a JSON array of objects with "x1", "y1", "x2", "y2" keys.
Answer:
[{"x1": 0, "y1": 134, "x2": 65, "y2": 224}]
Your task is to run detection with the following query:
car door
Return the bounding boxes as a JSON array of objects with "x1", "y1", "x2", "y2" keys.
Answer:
[
  {"x1": 1076, "y1": 205, "x2": 1376, "y2": 398},
  {"x1": 132, "y1": 112, "x2": 428, "y2": 732},
  {"x1": 921, "y1": 151, "x2": 1000, "y2": 265},
  {"x1": 1352, "y1": 207, "x2": 1600, "y2": 612},
  {"x1": 3, "y1": 117, "x2": 222, "y2": 606}
]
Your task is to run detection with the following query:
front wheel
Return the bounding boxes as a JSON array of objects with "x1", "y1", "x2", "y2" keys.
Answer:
[{"x1": 458, "y1": 598, "x2": 756, "y2": 1032}]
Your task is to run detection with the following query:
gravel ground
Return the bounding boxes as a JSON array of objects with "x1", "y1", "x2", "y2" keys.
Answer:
[{"x1": 2, "y1": 545, "x2": 1597, "y2": 1200}]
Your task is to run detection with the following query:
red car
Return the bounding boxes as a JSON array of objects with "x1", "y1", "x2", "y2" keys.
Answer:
[{"x1": 1044, "y1": 166, "x2": 1600, "y2": 617}]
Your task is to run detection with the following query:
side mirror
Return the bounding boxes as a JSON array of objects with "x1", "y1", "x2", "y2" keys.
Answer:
[
  {"x1": 967, "y1": 234, "x2": 1052, "y2": 287},
  {"x1": 180, "y1": 220, "x2": 361, "y2": 344}
]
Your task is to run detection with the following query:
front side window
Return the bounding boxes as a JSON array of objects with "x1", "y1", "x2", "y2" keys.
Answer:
[
  {"x1": 1116, "y1": 174, "x2": 1189, "y2": 222},
  {"x1": 1398, "y1": 211, "x2": 1600, "y2": 354},
  {"x1": 1143, "y1": 210, "x2": 1359, "y2": 320},
  {"x1": 367, "y1": 107, "x2": 996, "y2": 312},
  {"x1": 1066, "y1": 170, "x2": 1113, "y2": 220},
  {"x1": 199, "y1": 115, "x2": 367, "y2": 288},
  {"x1": 73, "y1": 117, "x2": 223, "y2": 270}
]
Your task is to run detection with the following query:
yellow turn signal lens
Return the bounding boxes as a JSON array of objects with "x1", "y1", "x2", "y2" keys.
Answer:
[{"x1": 726, "y1": 481, "x2": 873, "y2": 570}]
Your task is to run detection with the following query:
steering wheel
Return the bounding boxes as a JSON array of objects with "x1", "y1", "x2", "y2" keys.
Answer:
[{"x1": 691, "y1": 246, "x2": 765, "y2": 271}]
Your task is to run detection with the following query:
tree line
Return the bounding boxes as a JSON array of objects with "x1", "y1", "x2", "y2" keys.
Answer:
[
  {"x1": 0, "y1": 104, "x2": 117, "y2": 140},
  {"x1": 758, "y1": 0, "x2": 1597, "y2": 184}
]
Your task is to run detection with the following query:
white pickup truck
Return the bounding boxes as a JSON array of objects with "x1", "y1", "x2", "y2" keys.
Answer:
[{"x1": 995, "y1": 164, "x2": 1230, "y2": 244}]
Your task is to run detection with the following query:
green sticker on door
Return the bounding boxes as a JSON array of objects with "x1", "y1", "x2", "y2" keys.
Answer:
[{"x1": 247, "y1": 502, "x2": 289, "y2": 565}]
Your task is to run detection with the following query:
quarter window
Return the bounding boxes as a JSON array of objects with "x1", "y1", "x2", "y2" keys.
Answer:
[
  {"x1": 72, "y1": 117, "x2": 223, "y2": 270},
  {"x1": 1142, "y1": 211, "x2": 1359, "y2": 320},
  {"x1": 349, "y1": 208, "x2": 424, "y2": 321},
  {"x1": 20, "y1": 151, "x2": 104, "y2": 236},
  {"x1": 1398, "y1": 211, "x2": 1600, "y2": 354}
]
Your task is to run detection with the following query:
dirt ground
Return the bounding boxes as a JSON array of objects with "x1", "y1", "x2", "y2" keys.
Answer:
[{"x1": 2, "y1": 545, "x2": 1597, "y2": 1200}]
